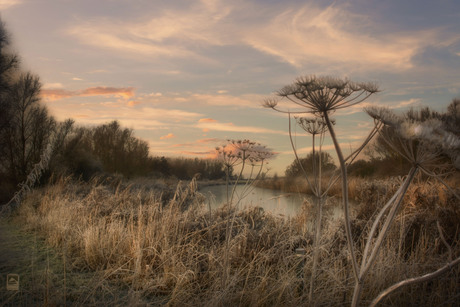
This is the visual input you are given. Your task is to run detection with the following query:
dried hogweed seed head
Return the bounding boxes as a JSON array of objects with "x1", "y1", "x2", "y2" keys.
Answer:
[
  {"x1": 296, "y1": 117, "x2": 333, "y2": 135},
  {"x1": 270, "y1": 75, "x2": 379, "y2": 114},
  {"x1": 368, "y1": 106, "x2": 460, "y2": 171}
]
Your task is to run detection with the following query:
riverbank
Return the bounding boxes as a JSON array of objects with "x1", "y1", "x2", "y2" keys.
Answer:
[
  {"x1": 254, "y1": 174, "x2": 460, "y2": 202},
  {"x1": 1, "y1": 176, "x2": 457, "y2": 306}
]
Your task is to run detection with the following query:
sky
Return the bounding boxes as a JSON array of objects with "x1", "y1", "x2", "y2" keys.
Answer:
[{"x1": 1, "y1": 0, "x2": 459, "y2": 175}]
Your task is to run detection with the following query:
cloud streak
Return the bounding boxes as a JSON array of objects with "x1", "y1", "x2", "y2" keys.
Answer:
[
  {"x1": 242, "y1": 5, "x2": 429, "y2": 71},
  {"x1": 0, "y1": 0, "x2": 21, "y2": 10},
  {"x1": 64, "y1": 1, "x2": 453, "y2": 72},
  {"x1": 196, "y1": 119, "x2": 287, "y2": 135},
  {"x1": 160, "y1": 133, "x2": 175, "y2": 140},
  {"x1": 41, "y1": 86, "x2": 135, "y2": 100}
]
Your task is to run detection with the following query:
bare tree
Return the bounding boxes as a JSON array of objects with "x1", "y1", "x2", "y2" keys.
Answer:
[
  {"x1": 2, "y1": 72, "x2": 56, "y2": 183},
  {"x1": 0, "y1": 20, "x2": 19, "y2": 177}
]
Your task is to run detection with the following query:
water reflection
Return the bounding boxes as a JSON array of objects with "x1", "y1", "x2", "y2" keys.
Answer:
[{"x1": 200, "y1": 185, "x2": 311, "y2": 217}]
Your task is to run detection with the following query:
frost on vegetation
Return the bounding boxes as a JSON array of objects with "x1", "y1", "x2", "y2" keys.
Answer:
[
  {"x1": 1, "y1": 120, "x2": 74, "y2": 216},
  {"x1": 215, "y1": 139, "x2": 274, "y2": 168},
  {"x1": 264, "y1": 75, "x2": 379, "y2": 114},
  {"x1": 214, "y1": 139, "x2": 275, "y2": 206},
  {"x1": 366, "y1": 107, "x2": 460, "y2": 169},
  {"x1": 296, "y1": 117, "x2": 332, "y2": 135}
]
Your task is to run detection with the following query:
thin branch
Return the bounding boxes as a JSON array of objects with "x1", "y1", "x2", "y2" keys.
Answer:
[
  {"x1": 436, "y1": 221, "x2": 453, "y2": 261},
  {"x1": 288, "y1": 113, "x2": 315, "y2": 194},
  {"x1": 369, "y1": 256, "x2": 460, "y2": 307}
]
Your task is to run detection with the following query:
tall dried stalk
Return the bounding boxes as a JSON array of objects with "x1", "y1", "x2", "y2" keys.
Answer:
[
  {"x1": 265, "y1": 75, "x2": 379, "y2": 304},
  {"x1": 215, "y1": 139, "x2": 274, "y2": 288},
  {"x1": 288, "y1": 115, "x2": 330, "y2": 302}
]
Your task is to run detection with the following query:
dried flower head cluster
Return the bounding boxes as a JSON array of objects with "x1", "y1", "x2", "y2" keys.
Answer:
[
  {"x1": 366, "y1": 106, "x2": 460, "y2": 170},
  {"x1": 215, "y1": 139, "x2": 274, "y2": 167},
  {"x1": 264, "y1": 75, "x2": 379, "y2": 114},
  {"x1": 296, "y1": 117, "x2": 334, "y2": 135}
]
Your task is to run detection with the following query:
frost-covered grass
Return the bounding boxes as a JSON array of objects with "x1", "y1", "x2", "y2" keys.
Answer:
[{"x1": 9, "y1": 176, "x2": 459, "y2": 306}]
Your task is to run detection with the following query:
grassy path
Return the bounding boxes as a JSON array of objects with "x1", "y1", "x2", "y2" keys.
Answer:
[
  {"x1": 0, "y1": 217, "x2": 162, "y2": 306},
  {"x1": 0, "y1": 217, "x2": 67, "y2": 305}
]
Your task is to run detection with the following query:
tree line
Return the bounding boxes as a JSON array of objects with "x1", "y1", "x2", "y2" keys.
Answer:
[
  {"x1": 0, "y1": 20, "x2": 226, "y2": 204},
  {"x1": 283, "y1": 102, "x2": 459, "y2": 180}
]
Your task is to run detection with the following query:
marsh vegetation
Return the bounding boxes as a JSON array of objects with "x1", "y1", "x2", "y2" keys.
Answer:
[
  {"x1": 1, "y1": 19, "x2": 459, "y2": 307},
  {"x1": 1, "y1": 174, "x2": 458, "y2": 306}
]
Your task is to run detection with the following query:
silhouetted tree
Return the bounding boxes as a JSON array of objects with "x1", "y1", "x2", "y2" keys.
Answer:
[
  {"x1": 285, "y1": 151, "x2": 336, "y2": 178},
  {"x1": 0, "y1": 20, "x2": 19, "y2": 178},
  {"x1": 88, "y1": 121, "x2": 150, "y2": 177},
  {"x1": 2, "y1": 72, "x2": 56, "y2": 183}
]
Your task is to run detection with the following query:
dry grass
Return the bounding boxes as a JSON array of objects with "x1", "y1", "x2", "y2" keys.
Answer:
[{"x1": 8, "y1": 176, "x2": 460, "y2": 306}]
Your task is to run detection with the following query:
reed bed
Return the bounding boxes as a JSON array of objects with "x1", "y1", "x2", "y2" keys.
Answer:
[{"x1": 9, "y1": 176, "x2": 459, "y2": 306}]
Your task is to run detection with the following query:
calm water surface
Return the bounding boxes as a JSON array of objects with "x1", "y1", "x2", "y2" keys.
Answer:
[
  {"x1": 200, "y1": 185, "x2": 351, "y2": 220},
  {"x1": 200, "y1": 185, "x2": 311, "y2": 217}
]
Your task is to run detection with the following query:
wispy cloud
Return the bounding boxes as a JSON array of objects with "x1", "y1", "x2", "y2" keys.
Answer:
[
  {"x1": 169, "y1": 137, "x2": 224, "y2": 157},
  {"x1": 66, "y1": 0, "x2": 232, "y2": 61},
  {"x1": 47, "y1": 101, "x2": 203, "y2": 130},
  {"x1": 0, "y1": 0, "x2": 21, "y2": 10},
  {"x1": 198, "y1": 118, "x2": 217, "y2": 123},
  {"x1": 335, "y1": 98, "x2": 422, "y2": 116},
  {"x1": 190, "y1": 93, "x2": 263, "y2": 108},
  {"x1": 43, "y1": 82, "x2": 64, "y2": 89},
  {"x1": 160, "y1": 133, "x2": 175, "y2": 140},
  {"x1": 64, "y1": 1, "x2": 452, "y2": 73},
  {"x1": 173, "y1": 138, "x2": 221, "y2": 148},
  {"x1": 243, "y1": 5, "x2": 439, "y2": 71},
  {"x1": 41, "y1": 86, "x2": 135, "y2": 100},
  {"x1": 119, "y1": 91, "x2": 265, "y2": 109},
  {"x1": 196, "y1": 119, "x2": 287, "y2": 135}
]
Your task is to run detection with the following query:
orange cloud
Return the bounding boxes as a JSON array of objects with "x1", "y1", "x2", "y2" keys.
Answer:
[
  {"x1": 160, "y1": 133, "x2": 175, "y2": 140},
  {"x1": 40, "y1": 89, "x2": 75, "y2": 100},
  {"x1": 171, "y1": 138, "x2": 220, "y2": 148},
  {"x1": 180, "y1": 151, "x2": 214, "y2": 156},
  {"x1": 128, "y1": 100, "x2": 142, "y2": 106},
  {"x1": 81, "y1": 86, "x2": 135, "y2": 98},
  {"x1": 198, "y1": 118, "x2": 217, "y2": 123},
  {"x1": 197, "y1": 138, "x2": 220, "y2": 144},
  {"x1": 41, "y1": 86, "x2": 135, "y2": 101}
]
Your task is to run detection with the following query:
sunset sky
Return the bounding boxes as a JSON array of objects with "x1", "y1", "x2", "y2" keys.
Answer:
[{"x1": 2, "y1": 0, "x2": 459, "y2": 174}]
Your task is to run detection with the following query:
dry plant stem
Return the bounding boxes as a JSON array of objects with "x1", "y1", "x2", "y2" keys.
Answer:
[
  {"x1": 352, "y1": 166, "x2": 419, "y2": 307},
  {"x1": 230, "y1": 152, "x2": 246, "y2": 205},
  {"x1": 361, "y1": 182, "x2": 406, "y2": 266},
  {"x1": 369, "y1": 256, "x2": 460, "y2": 307},
  {"x1": 320, "y1": 122, "x2": 381, "y2": 199},
  {"x1": 323, "y1": 111, "x2": 359, "y2": 281},
  {"x1": 309, "y1": 198, "x2": 323, "y2": 301},
  {"x1": 309, "y1": 129, "x2": 324, "y2": 302},
  {"x1": 288, "y1": 113, "x2": 314, "y2": 192},
  {"x1": 312, "y1": 129, "x2": 318, "y2": 194},
  {"x1": 420, "y1": 165, "x2": 460, "y2": 201},
  {"x1": 226, "y1": 165, "x2": 231, "y2": 204},
  {"x1": 436, "y1": 221, "x2": 453, "y2": 261},
  {"x1": 234, "y1": 162, "x2": 265, "y2": 205},
  {"x1": 361, "y1": 167, "x2": 418, "y2": 275},
  {"x1": 343, "y1": 122, "x2": 381, "y2": 165}
]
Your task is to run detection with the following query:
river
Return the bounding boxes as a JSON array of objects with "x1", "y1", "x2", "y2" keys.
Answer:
[
  {"x1": 199, "y1": 184, "x2": 311, "y2": 217},
  {"x1": 199, "y1": 184, "x2": 350, "y2": 220}
]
